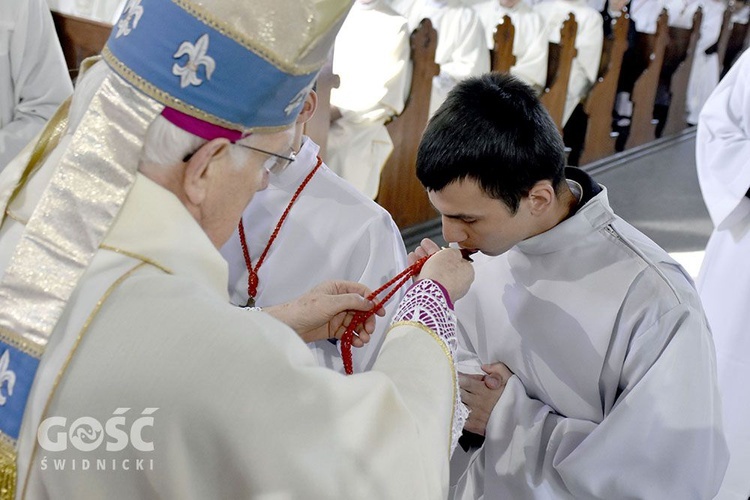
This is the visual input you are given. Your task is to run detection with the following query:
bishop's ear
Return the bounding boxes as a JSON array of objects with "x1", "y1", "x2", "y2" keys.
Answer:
[
  {"x1": 526, "y1": 180, "x2": 555, "y2": 215},
  {"x1": 183, "y1": 138, "x2": 230, "y2": 205},
  {"x1": 296, "y1": 90, "x2": 318, "y2": 125}
]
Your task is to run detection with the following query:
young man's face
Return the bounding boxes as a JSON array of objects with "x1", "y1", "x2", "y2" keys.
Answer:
[{"x1": 428, "y1": 177, "x2": 535, "y2": 257}]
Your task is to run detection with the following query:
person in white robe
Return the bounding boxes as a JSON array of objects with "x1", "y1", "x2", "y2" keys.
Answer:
[
  {"x1": 413, "y1": 73, "x2": 728, "y2": 499},
  {"x1": 649, "y1": 0, "x2": 706, "y2": 135},
  {"x1": 610, "y1": 0, "x2": 664, "y2": 150},
  {"x1": 0, "y1": 1, "x2": 475, "y2": 497},
  {"x1": 325, "y1": 0, "x2": 411, "y2": 199},
  {"x1": 0, "y1": 0, "x2": 72, "y2": 170},
  {"x1": 221, "y1": 90, "x2": 409, "y2": 374},
  {"x1": 720, "y1": 0, "x2": 750, "y2": 76},
  {"x1": 45, "y1": 0, "x2": 126, "y2": 24},
  {"x1": 624, "y1": 0, "x2": 665, "y2": 33},
  {"x1": 665, "y1": 0, "x2": 703, "y2": 28},
  {"x1": 696, "y1": 48, "x2": 750, "y2": 500},
  {"x1": 686, "y1": 0, "x2": 726, "y2": 125},
  {"x1": 394, "y1": 0, "x2": 491, "y2": 116},
  {"x1": 535, "y1": 0, "x2": 604, "y2": 125},
  {"x1": 472, "y1": 0, "x2": 549, "y2": 91}
]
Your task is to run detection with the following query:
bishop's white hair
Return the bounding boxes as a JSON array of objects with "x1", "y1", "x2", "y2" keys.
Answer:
[
  {"x1": 140, "y1": 117, "x2": 251, "y2": 168},
  {"x1": 140, "y1": 115, "x2": 207, "y2": 167}
]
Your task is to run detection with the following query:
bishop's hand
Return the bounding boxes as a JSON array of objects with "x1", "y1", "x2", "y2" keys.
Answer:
[{"x1": 264, "y1": 281, "x2": 384, "y2": 345}]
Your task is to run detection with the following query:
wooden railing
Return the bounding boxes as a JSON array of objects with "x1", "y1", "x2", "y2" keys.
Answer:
[
  {"x1": 51, "y1": 11, "x2": 112, "y2": 80},
  {"x1": 540, "y1": 15, "x2": 578, "y2": 133}
]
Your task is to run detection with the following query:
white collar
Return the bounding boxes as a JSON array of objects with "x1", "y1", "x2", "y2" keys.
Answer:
[{"x1": 269, "y1": 136, "x2": 321, "y2": 190}]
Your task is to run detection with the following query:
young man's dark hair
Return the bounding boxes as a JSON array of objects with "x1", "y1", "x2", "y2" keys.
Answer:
[{"x1": 416, "y1": 73, "x2": 566, "y2": 213}]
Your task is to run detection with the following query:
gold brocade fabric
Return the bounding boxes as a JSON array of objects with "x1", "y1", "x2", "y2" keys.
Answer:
[
  {"x1": 0, "y1": 71, "x2": 162, "y2": 347},
  {"x1": 182, "y1": 0, "x2": 351, "y2": 74}
]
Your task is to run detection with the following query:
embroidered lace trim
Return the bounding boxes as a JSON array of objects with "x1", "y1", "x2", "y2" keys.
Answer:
[{"x1": 392, "y1": 279, "x2": 468, "y2": 455}]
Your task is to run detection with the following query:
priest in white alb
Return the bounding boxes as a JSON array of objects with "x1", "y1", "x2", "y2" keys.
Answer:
[
  {"x1": 686, "y1": 0, "x2": 726, "y2": 125},
  {"x1": 325, "y1": 0, "x2": 412, "y2": 199},
  {"x1": 697, "y1": 48, "x2": 750, "y2": 500},
  {"x1": 472, "y1": 0, "x2": 548, "y2": 92},
  {"x1": 0, "y1": 0, "x2": 475, "y2": 497},
  {"x1": 0, "y1": 0, "x2": 72, "y2": 169},
  {"x1": 394, "y1": 0, "x2": 491, "y2": 116},
  {"x1": 535, "y1": 0, "x2": 604, "y2": 125},
  {"x1": 221, "y1": 89, "x2": 409, "y2": 374}
]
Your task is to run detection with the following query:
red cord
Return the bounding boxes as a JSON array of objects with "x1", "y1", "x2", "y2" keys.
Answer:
[
  {"x1": 341, "y1": 254, "x2": 431, "y2": 375},
  {"x1": 238, "y1": 156, "x2": 323, "y2": 305}
]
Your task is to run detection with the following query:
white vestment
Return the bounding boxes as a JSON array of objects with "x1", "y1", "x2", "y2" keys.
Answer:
[
  {"x1": 45, "y1": 0, "x2": 126, "y2": 23},
  {"x1": 398, "y1": 0, "x2": 490, "y2": 116},
  {"x1": 535, "y1": 0, "x2": 604, "y2": 125},
  {"x1": 326, "y1": 0, "x2": 411, "y2": 199},
  {"x1": 628, "y1": 0, "x2": 666, "y2": 34},
  {"x1": 696, "y1": 49, "x2": 750, "y2": 500},
  {"x1": 0, "y1": 0, "x2": 72, "y2": 169},
  {"x1": 450, "y1": 174, "x2": 728, "y2": 499},
  {"x1": 686, "y1": 0, "x2": 725, "y2": 125},
  {"x1": 221, "y1": 137, "x2": 409, "y2": 373},
  {"x1": 0, "y1": 158, "x2": 458, "y2": 498},
  {"x1": 664, "y1": 0, "x2": 702, "y2": 29},
  {"x1": 731, "y1": 4, "x2": 750, "y2": 25},
  {"x1": 472, "y1": 0, "x2": 548, "y2": 91}
]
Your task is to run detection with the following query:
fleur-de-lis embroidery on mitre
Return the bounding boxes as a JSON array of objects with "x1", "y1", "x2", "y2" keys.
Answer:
[
  {"x1": 0, "y1": 350, "x2": 16, "y2": 406},
  {"x1": 115, "y1": 0, "x2": 144, "y2": 38},
  {"x1": 172, "y1": 34, "x2": 216, "y2": 89}
]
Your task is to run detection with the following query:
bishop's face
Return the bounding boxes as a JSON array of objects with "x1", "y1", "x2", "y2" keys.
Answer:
[
  {"x1": 203, "y1": 126, "x2": 295, "y2": 248},
  {"x1": 428, "y1": 178, "x2": 536, "y2": 257}
]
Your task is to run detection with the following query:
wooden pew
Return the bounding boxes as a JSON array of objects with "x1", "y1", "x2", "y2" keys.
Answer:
[
  {"x1": 304, "y1": 52, "x2": 339, "y2": 161},
  {"x1": 376, "y1": 19, "x2": 440, "y2": 229},
  {"x1": 661, "y1": 9, "x2": 703, "y2": 137},
  {"x1": 51, "y1": 11, "x2": 112, "y2": 80},
  {"x1": 491, "y1": 16, "x2": 516, "y2": 74},
  {"x1": 580, "y1": 12, "x2": 630, "y2": 165},
  {"x1": 540, "y1": 14, "x2": 578, "y2": 133},
  {"x1": 722, "y1": 18, "x2": 750, "y2": 76},
  {"x1": 716, "y1": 6, "x2": 734, "y2": 75},
  {"x1": 626, "y1": 11, "x2": 669, "y2": 149}
]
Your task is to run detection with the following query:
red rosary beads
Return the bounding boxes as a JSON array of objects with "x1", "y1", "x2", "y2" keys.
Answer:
[
  {"x1": 340, "y1": 254, "x2": 431, "y2": 375},
  {"x1": 238, "y1": 156, "x2": 323, "y2": 307}
]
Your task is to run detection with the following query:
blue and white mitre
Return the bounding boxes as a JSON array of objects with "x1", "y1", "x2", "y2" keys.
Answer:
[
  {"x1": 105, "y1": 0, "x2": 351, "y2": 138},
  {"x1": 0, "y1": 1, "x2": 353, "y2": 497}
]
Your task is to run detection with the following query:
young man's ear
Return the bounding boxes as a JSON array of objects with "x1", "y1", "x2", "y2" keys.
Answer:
[
  {"x1": 526, "y1": 180, "x2": 555, "y2": 215},
  {"x1": 183, "y1": 138, "x2": 230, "y2": 205},
  {"x1": 296, "y1": 90, "x2": 318, "y2": 125}
]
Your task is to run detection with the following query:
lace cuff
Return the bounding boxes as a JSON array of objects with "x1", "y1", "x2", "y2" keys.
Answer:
[{"x1": 392, "y1": 279, "x2": 468, "y2": 455}]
